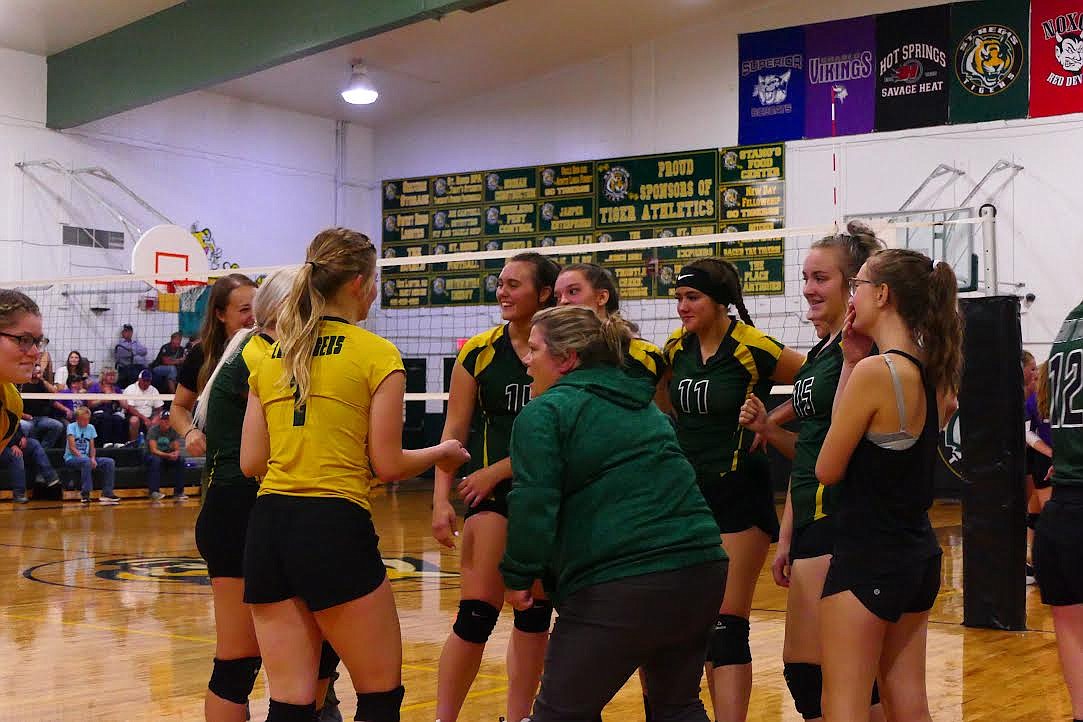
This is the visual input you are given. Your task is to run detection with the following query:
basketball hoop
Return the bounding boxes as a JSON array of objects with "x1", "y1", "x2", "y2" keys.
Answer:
[{"x1": 154, "y1": 278, "x2": 207, "y2": 313}]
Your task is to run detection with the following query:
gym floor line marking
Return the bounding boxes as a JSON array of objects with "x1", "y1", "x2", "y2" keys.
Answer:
[
  {"x1": 400, "y1": 683, "x2": 508, "y2": 712},
  {"x1": 402, "y1": 663, "x2": 505, "y2": 682}
]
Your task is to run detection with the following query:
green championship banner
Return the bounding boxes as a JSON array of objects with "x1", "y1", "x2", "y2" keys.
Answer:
[
  {"x1": 484, "y1": 167, "x2": 538, "y2": 202},
  {"x1": 382, "y1": 177, "x2": 430, "y2": 211},
  {"x1": 539, "y1": 163, "x2": 594, "y2": 198},
  {"x1": 596, "y1": 150, "x2": 717, "y2": 228},
  {"x1": 949, "y1": 0, "x2": 1029, "y2": 123}
]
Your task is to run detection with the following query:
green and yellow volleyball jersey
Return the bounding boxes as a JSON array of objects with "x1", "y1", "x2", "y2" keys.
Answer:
[
  {"x1": 1049, "y1": 300, "x2": 1083, "y2": 487},
  {"x1": 1, "y1": 383, "x2": 23, "y2": 451},
  {"x1": 250, "y1": 317, "x2": 405, "y2": 510},
  {"x1": 790, "y1": 333, "x2": 844, "y2": 528},
  {"x1": 626, "y1": 337, "x2": 665, "y2": 387},
  {"x1": 205, "y1": 332, "x2": 274, "y2": 488},
  {"x1": 457, "y1": 324, "x2": 531, "y2": 471},
  {"x1": 664, "y1": 320, "x2": 784, "y2": 477}
]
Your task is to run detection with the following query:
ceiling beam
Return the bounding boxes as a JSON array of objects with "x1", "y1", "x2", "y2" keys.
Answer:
[{"x1": 46, "y1": 0, "x2": 504, "y2": 129}]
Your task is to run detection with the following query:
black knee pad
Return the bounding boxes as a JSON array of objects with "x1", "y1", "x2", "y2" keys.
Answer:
[
  {"x1": 708, "y1": 614, "x2": 751, "y2": 667},
  {"x1": 871, "y1": 678, "x2": 881, "y2": 706},
  {"x1": 318, "y1": 640, "x2": 341, "y2": 680},
  {"x1": 208, "y1": 656, "x2": 262, "y2": 705},
  {"x1": 513, "y1": 599, "x2": 553, "y2": 633},
  {"x1": 1027, "y1": 512, "x2": 1040, "y2": 530},
  {"x1": 783, "y1": 662, "x2": 823, "y2": 719},
  {"x1": 354, "y1": 685, "x2": 405, "y2": 722},
  {"x1": 452, "y1": 599, "x2": 500, "y2": 644},
  {"x1": 267, "y1": 699, "x2": 316, "y2": 722}
]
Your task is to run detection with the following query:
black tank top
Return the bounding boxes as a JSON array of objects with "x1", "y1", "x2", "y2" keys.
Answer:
[{"x1": 833, "y1": 350, "x2": 942, "y2": 569}]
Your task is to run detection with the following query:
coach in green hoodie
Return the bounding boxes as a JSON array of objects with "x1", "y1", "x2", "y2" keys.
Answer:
[{"x1": 501, "y1": 305, "x2": 726, "y2": 722}]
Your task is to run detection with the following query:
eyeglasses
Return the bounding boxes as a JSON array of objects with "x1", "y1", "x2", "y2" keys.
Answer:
[
  {"x1": 847, "y1": 277, "x2": 879, "y2": 295},
  {"x1": 0, "y1": 332, "x2": 48, "y2": 352}
]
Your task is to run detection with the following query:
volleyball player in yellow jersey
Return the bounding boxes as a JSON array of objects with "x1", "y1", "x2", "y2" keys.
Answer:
[
  {"x1": 240, "y1": 229, "x2": 469, "y2": 722},
  {"x1": 0, "y1": 290, "x2": 44, "y2": 451}
]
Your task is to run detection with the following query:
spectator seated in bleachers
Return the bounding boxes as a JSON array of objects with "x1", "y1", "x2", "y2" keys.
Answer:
[
  {"x1": 53, "y1": 349, "x2": 90, "y2": 388},
  {"x1": 114, "y1": 324, "x2": 148, "y2": 387},
  {"x1": 0, "y1": 424, "x2": 60, "y2": 502},
  {"x1": 64, "y1": 407, "x2": 119, "y2": 504},
  {"x1": 150, "y1": 332, "x2": 186, "y2": 393},
  {"x1": 122, "y1": 369, "x2": 164, "y2": 443},
  {"x1": 88, "y1": 366, "x2": 128, "y2": 447},
  {"x1": 145, "y1": 411, "x2": 186, "y2": 501},
  {"x1": 16, "y1": 363, "x2": 64, "y2": 448}
]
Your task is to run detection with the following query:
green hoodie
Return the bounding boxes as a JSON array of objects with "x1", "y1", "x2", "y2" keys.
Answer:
[{"x1": 501, "y1": 365, "x2": 724, "y2": 604}]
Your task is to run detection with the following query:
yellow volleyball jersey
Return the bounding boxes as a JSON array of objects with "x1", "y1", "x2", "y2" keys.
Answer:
[
  {"x1": 1, "y1": 383, "x2": 23, "y2": 451},
  {"x1": 249, "y1": 317, "x2": 405, "y2": 510}
]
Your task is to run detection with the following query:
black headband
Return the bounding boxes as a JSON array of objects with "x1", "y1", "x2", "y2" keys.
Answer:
[{"x1": 675, "y1": 266, "x2": 728, "y2": 305}]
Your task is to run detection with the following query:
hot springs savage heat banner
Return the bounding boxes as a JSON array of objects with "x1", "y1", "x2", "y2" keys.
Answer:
[
  {"x1": 804, "y1": 16, "x2": 877, "y2": 139},
  {"x1": 950, "y1": 0, "x2": 1029, "y2": 123},
  {"x1": 875, "y1": 5, "x2": 952, "y2": 132},
  {"x1": 739, "y1": 26, "x2": 806, "y2": 144},
  {"x1": 1030, "y1": 0, "x2": 1083, "y2": 117}
]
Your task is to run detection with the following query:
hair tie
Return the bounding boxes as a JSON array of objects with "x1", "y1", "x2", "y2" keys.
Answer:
[{"x1": 307, "y1": 260, "x2": 319, "y2": 271}]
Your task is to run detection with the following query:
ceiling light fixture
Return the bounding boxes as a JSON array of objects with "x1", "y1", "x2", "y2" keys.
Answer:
[{"x1": 341, "y1": 61, "x2": 378, "y2": 105}]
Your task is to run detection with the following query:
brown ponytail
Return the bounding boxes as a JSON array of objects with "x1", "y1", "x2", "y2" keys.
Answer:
[
  {"x1": 869, "y1": 249, "x2": 963, "y2": 394},
  {"x1": 197, "y1": 273, "x2": 258, "y2": 390},
  {"x1": 812, "y1": 219, "x2": 886, "y2": 278},
  {"x1": 277, "y1": 228, "x2": 376, "y2": 406}
]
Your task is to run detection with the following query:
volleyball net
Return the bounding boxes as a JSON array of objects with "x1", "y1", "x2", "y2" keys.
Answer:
[{"x1": 7, "y1": 214, "x2": 987, "y2": 407}]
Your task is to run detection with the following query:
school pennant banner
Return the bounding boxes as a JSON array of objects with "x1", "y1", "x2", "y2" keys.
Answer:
[
  {"x1": 875, "y1": 5, "x2": 952, "y2": 132},
  {"x1": 739, "y1": 26, "x2": 806, "y2": 144},
  {"x1": 804, "y1": 16, "x2": 877, "y2": 139},
  {"x1": 1030, "y1": 0, "x2": 1083, "y2": 117},
  {"x1": 950, "y1": 0, "x2": 1029, "y2": 123}
]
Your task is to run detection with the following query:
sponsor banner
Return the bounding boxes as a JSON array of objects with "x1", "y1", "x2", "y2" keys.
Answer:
[
  {"x1": 432, "y1": 172, "x2": 484, "y2": 206},
  {"x1": 432, "y1": 206, "x2": 483, "y2": 240},
  {"x1": 739, "y1": 26, "x2": 807, "y2": 144},
  {"x1": 654, "y1": 224, "x2": 717, "y2": 265},
  {"x1": 381, "y1": 242, "x2": 428, "y2": 273},
  {"x1": 734, "y1": 257, "x2": 786, "y2": 295},
  {"x1": 1030, "y1": 0, "x2": 1083, "y2": 117},
  {"x1": 720, "y1": 180, "x2": 785, "y2": 222},
  {"x1": 430, "y1": 240, "x2": 483, "y2": 273},
  {"x1": 719, "y1": 219, "x2": 786, "y2": 262},
  {"x1": 381, "y1": 274, "x2": 429, "y2": 308},
  {"x1": 720, "y1": 142, "x2": 785, "y2": 184},
  {"x1": 950, "y1": 0, "x2": 1029, "y2": 123},
  {"x1": 596, "y1": 150, "x2": 717, "y2": 228},
  {"x1": 428, "y1": 273, "x2": 482, "y2": 306},
  {"x1": 381, "y1": 210, "x2": 429, "y2": 245},
  {"x1": 876, "y1": 5, "x2": 951, "y2": 131},
  {"x1": 481, "y1": 237, "x2": 534, "y2": 269},
  {"x1": 538, "y1": 163, "x2": 594, "y2": 198},
  {"x1": 482, "y1": 202, "x2": 537, "y2": 236},
  {"x1": 539, "y1": 198, "x2": 595, "y2": 233},
  {"x1": 608, "y1": 263, "x2": 654, "y2": 301},
  {"x1": 382, "y1": 178, "x2": 430, "y2": 212},
  {"x1": 804, "y1": 17, "x2": 877, "y2": 138},
  {"x1": 483, "y1": 168, "x2": 537, "y2": 202},
  {"x1": 538, "y1": 233, "x2": 595, "y2": 266}
]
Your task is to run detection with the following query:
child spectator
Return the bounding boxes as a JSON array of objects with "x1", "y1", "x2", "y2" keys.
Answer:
[
  {"x1": 16, "y1": 364, "x2": 64, "y2": 447},
  {"x1": 53, "y1": 374, "x2": 88, "y2": 422},
  {"x1": 64, "y1": 407, "x2": 119, "y2": 504},
  {"x1": 88, "y1": 366, "x2": 127, "y2": 446}
]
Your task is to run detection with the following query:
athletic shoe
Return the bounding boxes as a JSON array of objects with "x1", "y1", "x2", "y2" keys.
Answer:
[
  {"x1": 173, "y1": 494, "x2": 189, "y2": 503},
  {"x1": 149, "y1": 492, "x2": 165, "y2": 501},
  {"x1": 13, "y1": 495, "x2": 29, "y2": 504},
  {"x1": 1026, "y1": 563, "x2": 1036, "y2": 586},
  {"x1": 80, "y1": 495, "x2": 91, "y2": 504},
  {"x1": 45, "y1": 474, "x2": 60, "y2": 488},
  {"x1": 99, "y1": 496, "x2": 121, "y2": 505}
]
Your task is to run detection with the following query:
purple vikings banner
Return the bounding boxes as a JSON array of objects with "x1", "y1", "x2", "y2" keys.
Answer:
[
  {"x1": 804, "y1": 17, "x2": 877, "y2": 139},
  {"x1": 739, "y1": 26, "x2": 806, "y2": 144}
]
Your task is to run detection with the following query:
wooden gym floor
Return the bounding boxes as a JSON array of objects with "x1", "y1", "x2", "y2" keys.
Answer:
[{"x1": 0, "y1": 486, "x2": 1069, "y2": 721}]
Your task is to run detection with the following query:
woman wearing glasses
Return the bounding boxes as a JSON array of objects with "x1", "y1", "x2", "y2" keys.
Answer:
[
  {"x1": 740, "y1": 224, "x2": 884, "y2": 722},
  {"x1": 815, "y1": 249, "x2": 960, "y2": 721},
  {"x1": 0, "y1": 289, "x2": 46, "y2": 451}
]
